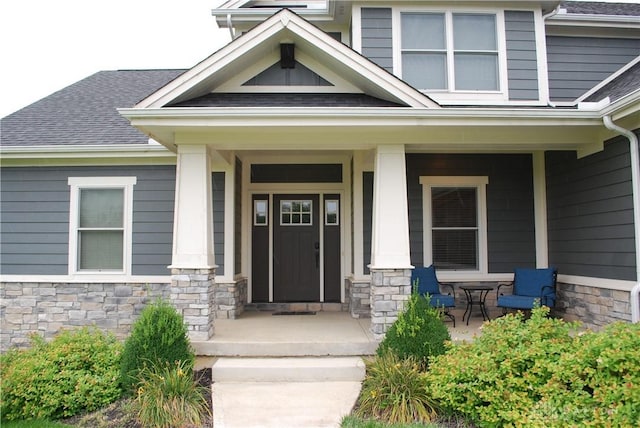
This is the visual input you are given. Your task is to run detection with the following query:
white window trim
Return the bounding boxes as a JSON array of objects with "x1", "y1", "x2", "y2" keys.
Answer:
[
  {"x1": 420, "y1": 176, "x2": 489, "y2": 278},
  {"x1": 68, "y1": 177, "x2": 136, "y2": 276},
  {"x1": 393, "y1": 7, "x2": 508, "y2": 103}
]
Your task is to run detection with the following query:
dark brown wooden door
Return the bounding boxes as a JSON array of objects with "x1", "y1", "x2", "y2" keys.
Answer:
[{"x1": 273, "y1": 194, "x2": 320, "y2": 302}]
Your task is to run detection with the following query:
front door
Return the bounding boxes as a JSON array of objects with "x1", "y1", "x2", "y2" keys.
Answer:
[{"x1": 273, "y1": 194, "x2": 320, "y2": 302}]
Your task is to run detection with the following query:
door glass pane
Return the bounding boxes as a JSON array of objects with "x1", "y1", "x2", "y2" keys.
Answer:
[
  {"x1": 280, "y1": 200, "x2": 313, "y2": 225},
  {"x1": 453, "y1": 14, "x2": 496, "y2": 50},
  {"x1": 402, "y1": 13, "x2": 445, "y2": 49},
  {"x1": 79, "y1": 188, "x2": 123, "y2": 228},
  {"x1": 325, "y1": 200, "x2": 339, "y2": 225},
  {"x1": 254, "y1": 200, "x2": 268, "y2": 225},
  {"x1": 402, "y1": 52, "x2": 447, "y2": 90},
  {"x1": 78, "y1": 230, "x2": 123, "y2": 270},
  {"x1": 455, "y1": 53, "x2": 498, "y2": 90}
]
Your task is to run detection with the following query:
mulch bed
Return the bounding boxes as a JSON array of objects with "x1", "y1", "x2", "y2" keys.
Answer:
[{"x1": 63, "y1": 368, "x2": 213, "y2": 428}]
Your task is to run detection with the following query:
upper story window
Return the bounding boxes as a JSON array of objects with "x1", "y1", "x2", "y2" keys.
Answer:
[{"x1": 398, "y1": 10, "x2": 505, "y2": 101}]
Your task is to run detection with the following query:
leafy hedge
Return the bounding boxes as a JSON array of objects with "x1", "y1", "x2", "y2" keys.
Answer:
[
  {"x1": 425, "y1": 307, "x2": 640, "y2": 427},
  {"x1": 377, "y1": 293, "x2": 450, "y2": 369},
  {"x1": 1, "y1": 328, "x2": 122, "y2": 421},
  {"x1": 120, "y1": 299, "x2": 194, "y2": 394}
]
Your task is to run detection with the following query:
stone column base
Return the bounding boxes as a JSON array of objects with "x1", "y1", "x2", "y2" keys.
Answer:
[
  {"x1": 214, "y1": 278, "x2": 248, "y2": 319},
  {"x1": 347, "y1": 277, "x2": 371, "y2": 318},
  {"x1": 370, "y1": 268, "x2": 412, "y2": 339},
  {"x1": 171, "y1": 268, "x2": 215, "y2": 341}
]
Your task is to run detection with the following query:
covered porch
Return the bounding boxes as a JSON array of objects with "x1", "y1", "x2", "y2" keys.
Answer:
[{"x1": 192, "y1": 310, "x2": 485, "y2": 357}]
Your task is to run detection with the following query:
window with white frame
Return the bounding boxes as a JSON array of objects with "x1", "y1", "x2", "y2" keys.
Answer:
[
  {"x1": 400, "y1": 11, "x2": 500, "y2": 93},
  {"x1": 420, "y1": 176, "x2": 488, "y2": 273},
  {"x1": 68, "y1": 177, "x2": 136, "y2": 274}
]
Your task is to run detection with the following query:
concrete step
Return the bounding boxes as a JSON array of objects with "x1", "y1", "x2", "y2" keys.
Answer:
[
  {"x1": 212, "y1": 357, "x2": 366, "y2": 383},
  {"x1": 196, "y1": 339, "x2": 377, "y2": 357}
]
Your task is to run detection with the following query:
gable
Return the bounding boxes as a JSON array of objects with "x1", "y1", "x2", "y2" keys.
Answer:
[{"x1": 135, "y1": 9, "x2": 438, "y2": 109}]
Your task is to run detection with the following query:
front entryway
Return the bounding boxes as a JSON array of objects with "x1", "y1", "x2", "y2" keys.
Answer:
[
  {"x1": 251, "y1": 193, "x2": 341, "y2": 303},
  {"x1": 273, "y1": 194, "x2": 320, "y2": 302}
]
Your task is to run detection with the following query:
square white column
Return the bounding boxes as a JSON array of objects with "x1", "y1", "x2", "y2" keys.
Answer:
[
  {"x1": 370, "y1": 145, "x2": 412, "y2": 269},
  {"x1": 170, "y1": 145, "x2": 216, "y2": 269}
]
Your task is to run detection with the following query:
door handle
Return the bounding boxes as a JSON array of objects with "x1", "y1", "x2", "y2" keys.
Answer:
[{"x1": 314, "y1": 242, "x2": 320, "y2": 268}]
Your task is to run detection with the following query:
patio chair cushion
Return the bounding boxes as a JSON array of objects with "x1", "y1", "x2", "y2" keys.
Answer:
[
  {"x1": 429, "y1": 294, "x2": 455, "y2": 308},
  {"x1": 412, "y1": 265, "x2": 440, "y2": 295},
  {"x1": 513, "y1": 268, "x2": 556, "y2": 297},
  {"x1": 498, "y1": 294, "x2": 537, "y2": 309}
]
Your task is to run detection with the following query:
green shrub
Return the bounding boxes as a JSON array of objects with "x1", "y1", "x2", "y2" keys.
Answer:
[
  {"x1": 0, "y1": 328, "x2": 122, "y2": 421},
  {"x1": 427, "y1": 307, "x2": 640, "y2": 427},
  {"x1": 377, "y1": 293, "x2": 450, "y2": 369},
  {"x1": 355, "y1": 351, "x2": 437, "y2": 424},
  {"x1": 134, "y1": 360, "x2": 210, "y2": 428},
  {"x1": 536, "y1": 321, "x2": 640, "y2": 426},
  {"x1": 120, "y1": 299, "x2": 194, "y2": 394}
]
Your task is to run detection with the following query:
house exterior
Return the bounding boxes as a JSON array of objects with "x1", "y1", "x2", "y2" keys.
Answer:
[{"x1": 1, "y1": 0, "x2": 639, "y2": 351}]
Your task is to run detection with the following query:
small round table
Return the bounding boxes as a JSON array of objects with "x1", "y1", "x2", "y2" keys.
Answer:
[{"x1": 460, "y1": 285, "x2": 494, "y2": 325}]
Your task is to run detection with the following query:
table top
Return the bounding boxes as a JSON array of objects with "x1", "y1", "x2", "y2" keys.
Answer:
[{"x1": 459, "y1": 284, "x2": 495, "y2": 291}]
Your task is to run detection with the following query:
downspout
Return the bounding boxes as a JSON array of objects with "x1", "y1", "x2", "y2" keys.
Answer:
[
  {"x1": 226, "y1": 14, "x2": 236, "y2": 40},
  {"x1": 543, "y1": 4, "x2": 561, "y2": 108},
  {"x1": 603, "y1": 116, "x2": 640, "y2": 322}
]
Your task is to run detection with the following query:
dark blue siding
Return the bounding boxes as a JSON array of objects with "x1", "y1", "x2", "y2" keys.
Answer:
[
  {"x1": 361, "y1": 8, "x2": 393, "y2": 72},
  {"x1": 505, "y1": 11, "x2": 539, "y2": 101},
  {"x1": 212, "y1": 172, "x2": 225, "y2": 276},
  {"x1": 547, "y1": 36, "x2": 640, "y2": 101},
  {"x1": 362, "y1": 172, "x2": 373, "y2": 274},
  {"x1": 0, "y1": 165, "x2": 176, "y2": 276},
  {"x1": 406, "y1": 154, "x2": 536, "y2": 273},
  {"x1": 546, "y1": 134, "x2": 638, "y2": 280}
]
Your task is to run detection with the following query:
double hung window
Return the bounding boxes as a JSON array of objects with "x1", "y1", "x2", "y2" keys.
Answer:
[
  {"x1": 401, "y1": 12, "x2": 500, "y2": 92},
  {"x1": 420, "y1": 177, "x2": 488, "y2": 274},
  {"x1": 68, "y1": 177, "x2": 136, "y2": 274}
]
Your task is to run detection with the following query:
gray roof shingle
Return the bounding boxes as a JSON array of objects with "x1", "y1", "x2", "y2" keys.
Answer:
[
  {"x1": 0, "y1": 69, "x2": 185, "y2": 147},
  {"x1": 560, "y1": 1, "x2": 640, "y2": 16},
  {"x1": 584, "y1": 61, "x2": 640, "y2": 103}
]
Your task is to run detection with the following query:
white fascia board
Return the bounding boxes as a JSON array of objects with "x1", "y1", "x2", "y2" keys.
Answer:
[
  {"x1": 547, "y1": 13, "x2": 640, "y2": 29},
  {"x1": 119, "y1": 106, "x2": 603, "y2": 126},
  {"x1": 135, "y1": 9, "x2": 437, "y2": 110},
  {"x1": 600, "y1": 89, "x2": 640, "y2": 121},
  {"x1": 0, "y1": 144, "x2": 176, "y2": 161}
]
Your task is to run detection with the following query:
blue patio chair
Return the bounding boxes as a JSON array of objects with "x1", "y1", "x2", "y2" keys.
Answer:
[
  {"x1": 496, "y1": 267, "x2": 557, "y2": 314},
  {"x1": 412, "y1": 265, "x2": 456, "y2": 327}
]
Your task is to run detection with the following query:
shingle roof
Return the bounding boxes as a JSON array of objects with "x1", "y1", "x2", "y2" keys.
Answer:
[
  {"x1": 0, "y1": 70, "x2": 185, "y2": 147},
  {"x1": 584, "y1": 61, "x2": 640, "y2": 103},
  {"x1": 169, "y1": 92, "x2": 405, "y2": 107},
  {"x1": 560, "y1": 1, "x2": 640, "y2": 16}
]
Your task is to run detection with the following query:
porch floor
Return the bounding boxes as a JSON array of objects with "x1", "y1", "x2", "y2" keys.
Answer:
[{"x1": 193, "y1": 310, "x2": 485, "y2": 357}]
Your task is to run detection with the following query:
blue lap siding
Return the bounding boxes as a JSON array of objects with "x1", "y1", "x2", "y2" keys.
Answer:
[
  {"x1": 546, "y1": 133, "x2": 639, "y2": 281},
  {"x1": 0, "y1": 165, "x2": 176, "y2": 276},
  {"x1": 405, "y1": 153, "x2": 536, "y2": 272}
]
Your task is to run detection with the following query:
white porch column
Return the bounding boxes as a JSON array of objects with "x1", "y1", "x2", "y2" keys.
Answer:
[
  {"x1": 170, "y1": 144, "x2": 216, "y2": 341},
  {"x1": 369, "y1": 144, "x2": 413, "y2": 338},
  {"x1": 370, "y1": 144, "x2": 412, "y2": 269},
  {"x1": 171, "y1": 145, "x2": 216, "y2": 269}
]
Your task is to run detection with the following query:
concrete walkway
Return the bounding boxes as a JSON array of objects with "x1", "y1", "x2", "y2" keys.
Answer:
[{"x1": 199, "y1": 311, "x2": 486, "y2": 427}]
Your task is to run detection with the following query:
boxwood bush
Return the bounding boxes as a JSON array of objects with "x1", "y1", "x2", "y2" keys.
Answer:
[
  {"x1": 377, "y1": 293, "x2": 450, "y2": 369},
  {"x1": 120, "y1": 299, "x2": 194, "y2": 394},
  {"x1": 0, "y1": 327, "x2": 122, "y2": 421},
  {"x1": 425, "y1": 307, "x2": 640, "y2": 427}
]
